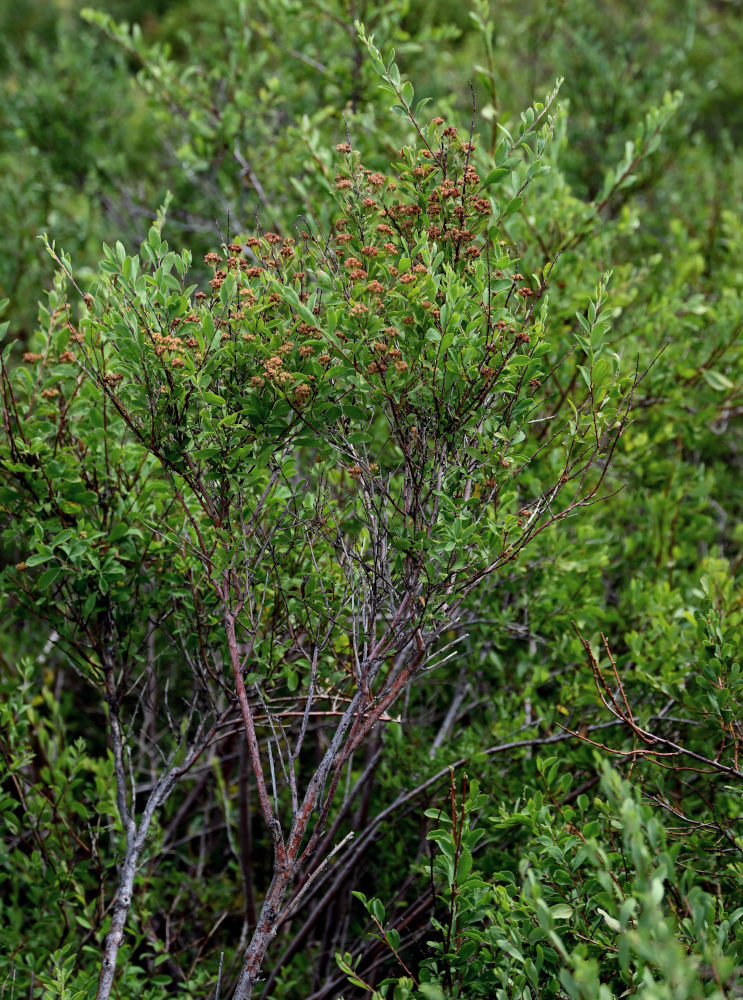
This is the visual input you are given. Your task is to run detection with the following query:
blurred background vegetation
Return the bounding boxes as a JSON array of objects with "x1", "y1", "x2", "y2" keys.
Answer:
[{"x1": 2, "y1": 0, "x2": 743, "y2": 997}]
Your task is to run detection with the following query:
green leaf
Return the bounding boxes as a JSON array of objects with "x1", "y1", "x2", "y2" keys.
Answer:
[
  {"x1": 509, "y1": 354, "x2": 532, "y2": 367},
  {"x1": 108, "y1": 523, "x2": 130, "y2": 543},
  {"x1": 481, "y1": 167, "x2": 510, "y2": 187},
  {"x1": 597, "y1": 907, "x2": 621, "y2": 932},
  {"x1": 38, "y1": 566, "x2": 63, "y2": 589},
  {"x1": 502, "y1": 196, "x2": 523, "y2": 218},
  {"x1": 26, "y1": 552, "x2": 53, "y2": 567},
  {"x1": 702, "y1": 369, "x2": 734, "y2": 392},
  {"x1": 419, "y1": 983, "x2": 445, "y2": 1000}
]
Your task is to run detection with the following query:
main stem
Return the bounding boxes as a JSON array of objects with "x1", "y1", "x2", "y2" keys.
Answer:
[
  {"x1": 226, "y1": 593, "x2": 419, "y2": 997},
  {"x1": 232, "y1": 869, "x2": 293, "y2": 1000},
  {"x1": 97, "y1": 648, "x2": 141, "y2": 1000},
  {"x1": 96, "y1": 831, "x2": 140, "y2": 1000}
]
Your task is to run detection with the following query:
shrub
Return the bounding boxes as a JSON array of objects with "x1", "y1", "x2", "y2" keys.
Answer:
[{"x1": 0, "y1": 28, "x2": 643, "y2": 997}]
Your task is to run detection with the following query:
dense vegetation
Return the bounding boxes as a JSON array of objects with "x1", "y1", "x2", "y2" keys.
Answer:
[{"x1": 1, "y1": 1, "x2": 742, "y2": 998}]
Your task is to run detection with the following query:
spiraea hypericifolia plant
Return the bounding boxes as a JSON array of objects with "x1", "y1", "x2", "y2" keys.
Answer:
[{"x1": 1, "y1": 28, "x2": 638, "y2": 1000}]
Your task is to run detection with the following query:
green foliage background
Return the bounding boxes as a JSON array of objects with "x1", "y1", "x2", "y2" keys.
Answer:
[{"x1": 1, "y1": 0, "x2": 743, "y2": 997}]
